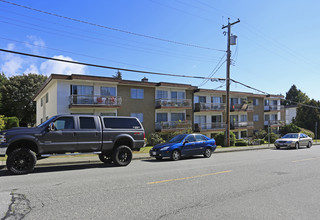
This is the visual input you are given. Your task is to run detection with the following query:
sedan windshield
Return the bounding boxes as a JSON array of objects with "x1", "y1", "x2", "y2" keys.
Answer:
[
  {"x1": 169, "y1": 134, "x2": 188, "y2": 143},
  {"x1": 282, "y1": 134, "x2": 299, "y2": 139}
]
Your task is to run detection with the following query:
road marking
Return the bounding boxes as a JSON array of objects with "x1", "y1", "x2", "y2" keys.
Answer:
[
  {"x1": 147, "y1": 170, "x2": 232, "y2": 185},
  {"x1": 292, "y1": 157, "x2": 320, "y2": 163}
]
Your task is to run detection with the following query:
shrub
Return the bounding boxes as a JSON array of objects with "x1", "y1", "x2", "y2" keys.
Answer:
[
  {"x1": 279, "y1": 123, "x2": 301, "y2": 136},
  {"x1": 162, "y1": 129, "x2": 192, "y2": 142},
  {"x1": 267, "y1": 133, "x2": 279, "y2": 143},
  {"x1": 0, "y1": 115, "x2": 5, "y2": 131},
  {"x1": 300, "y1": 128, "x2": 314, "y2": 139},
  {"x1": 235, "y1": 139, "x2": 248, "y2": 146},
  {"x1": 215, "y1": 131, "x2": 236, "y2": 147},
  {"x1": 147, "y1": 132, "x2": 164, "y2": 146},
  {"x1": 4, "y1": 117, "x2": 19, "y2": 129},
  {"x1": 253, "y1": 129, "x2": 267, "y2": 139}
]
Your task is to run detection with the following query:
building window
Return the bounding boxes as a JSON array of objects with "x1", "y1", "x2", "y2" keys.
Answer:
[
  {"x1": 240, "y1": 131, "x2": 247, "y2": 138},
  {"x1": 71, "y1": 85, "x2": 94, "y2": 104},
  {"x1": 101, "y1": 87, "x2": 116, "y2": 96},
  {"x1": 45, "y1": 93, "x2": 49, "y2": 103},
  {"x1": 273, "y1": 100, "x2": 278, "y2": 106},
  {"x1": 211, "y1": 96, "x2": 221, "y2": 103},
  {"x1": 156, "y1": 113, "x2": 168, "y2": 122},
  {"x1": 253, "y1": 114, "x2": 259, "y2": 122},
  {"x1": 171, "y1": 113, "x2": 185, "y2": 121},
  {"x1": 230, "y1": 98, "x2": 239, "y2": 105},
  {"x1": 171, "y1": 91, "x2": 185, "y2": 100},
  {"x1": 131, "y1": 88, "x2": 144, "y2": 99},
  {"x1": 198, "y1": 96, "x2": 206, "y2": 103},
  {"x1": 240, "y1": 98, "x2": 247, "y2": 104},
  {"x1": 240, "y1": 115, "x2": 247, "y2": 122},
  {"x1": 253, "y1": 99, "x2": 259, "y2": 106},
  {"x1": 131, "y1": 113, "x2": 143, "y2": 122},
  {"x1": 264, "y1": 99, "x2": 270, "y2": 106},
  {"x1": 156, "y1": 90, "x2": 168, "y2": 99}
]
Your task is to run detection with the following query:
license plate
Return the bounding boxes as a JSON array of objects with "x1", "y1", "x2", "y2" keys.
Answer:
[{"x1": 151, "y1": 151, "x2": 156, "y2": 156}]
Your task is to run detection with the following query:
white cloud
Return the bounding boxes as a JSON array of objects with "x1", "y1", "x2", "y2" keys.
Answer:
[
  {"x1": 25, "y1": 35, "x2": 45, "y2": 54},
  {"x1": 40, "y1": 55, "x2": 86, "y2": 75},
  {"x1": 24, "y1": 64, "x2": 39, "y2": 74},
  {"x1": 0, "y1": 43, "x2": 24, "y2": 76}
]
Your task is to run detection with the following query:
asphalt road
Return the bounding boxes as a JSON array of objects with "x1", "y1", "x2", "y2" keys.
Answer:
[{"x1": 1, "y1": 146, "x2": 320, "y2": 220}]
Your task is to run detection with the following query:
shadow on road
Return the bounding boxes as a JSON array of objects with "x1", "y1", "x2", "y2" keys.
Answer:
[
  {"x1": 272, "y1": 147, "x2": 310, "y2": 150},
  {"x1": 142, "y1": 156, "x2": 208, "y2": 163},
  {"x1": 0, "y1": 162, "x2": 118, "y2": 176}
]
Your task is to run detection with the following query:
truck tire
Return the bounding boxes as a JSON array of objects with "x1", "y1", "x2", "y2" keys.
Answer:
[
  {"x1": 98, "y1": 153, "x2": 113, "y2": 164},
  {"x1": 112, "y1": 145, "x2": 132, "y2": 166},
  {"x1": 6, "y1": 148, "x2": 36, "y2": 175}
]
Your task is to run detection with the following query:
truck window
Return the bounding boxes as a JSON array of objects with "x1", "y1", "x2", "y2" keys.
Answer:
[
  {"x1": 80, "y1": 117, "x2": 96, "y2": 129},
  {"x1": 103, "y1": 118, "x2": 141, "y2": 129},
  {"x1": 54, "y1": 117, "x2": 75, "y2": 130}
]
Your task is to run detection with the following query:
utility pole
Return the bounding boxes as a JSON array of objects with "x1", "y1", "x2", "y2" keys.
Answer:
[{"x1": 222, "y1": 18, "x2": 240, "y2": 147}]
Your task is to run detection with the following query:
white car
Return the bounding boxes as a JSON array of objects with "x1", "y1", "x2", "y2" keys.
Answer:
[{"x1": 274, "y1": 133, "x2": 312, "y2": 149}]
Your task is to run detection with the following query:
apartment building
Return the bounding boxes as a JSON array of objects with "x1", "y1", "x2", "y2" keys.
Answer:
[{"x1": 33, "y1": 74, "x2": 284, "y2": 138}]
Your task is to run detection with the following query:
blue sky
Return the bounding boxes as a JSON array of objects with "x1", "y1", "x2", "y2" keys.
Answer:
[{"x1": 1, "y1": 0, "x2": 319, "y2": 100}]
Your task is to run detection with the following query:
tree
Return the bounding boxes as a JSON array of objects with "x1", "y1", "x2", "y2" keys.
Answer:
[
  {"x1": 284, "y1": 84, "x2": 309, "y2": 105},
  {"x1": 113, "y1": 70, "x2": 122, "y2": 80},
  {"x1": 295, "y1": 99, "x2": 320, "y2": 136},
  {"x1": 0, "y1": 73, "x2": 47, "y2": 126}
]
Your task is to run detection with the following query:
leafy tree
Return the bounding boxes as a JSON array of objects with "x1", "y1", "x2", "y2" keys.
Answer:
[
  {"x1": 0, "y1": 73, "x2": 47, "y2": 126},
  {"x1": 295, "y1": 99, "x2": 320, "y2": 136},
  {"x1": 112, "y1": 70, "x2": 122, "y2": 80},
  {"x1": 284, "y1": 84, "x2": 309, "y2": 105},
  {"x1": 279, "y1": 123, "x2": 301, "y2": 136},
  {"x1": 0, "y1": 115, "x2": 5, "y2": 130}
]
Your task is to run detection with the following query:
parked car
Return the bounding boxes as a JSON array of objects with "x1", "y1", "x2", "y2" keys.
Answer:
[
  {"x1": 149, "y1": 134, "x2": 216, "y2": 161},
  {"x1": 274, "y1": 133, "x2": 312, "y2": 149},
  {"x1": 0, "y1": 115, "x2": 146, "y2": 175}
]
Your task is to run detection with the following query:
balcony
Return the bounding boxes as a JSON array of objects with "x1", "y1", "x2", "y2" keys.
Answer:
[
  {"x1": 194, "y1": 103, "x2": 226, "y2": 112},
  {"x1": 230, "y1": 121, "x2": 254, "y2": 130},
  {"x1": 194, "y1": 122, "x2": 226, "y2": 132},
  {"x1": 264, "y1": 120, "x2": 284, "y2": 127},
  {"x1": 155, "y1": 99, "x2": 192, "y2": 109},
  {"x1": 264, "y1": 105, "x2": 284, "y2": 112},
  {"x1": 230, "y1": 103, "x2": 253, "y2": 112},
  {"x1": 155, "y1": 121, "x2": 192, "y2": 132},
  {"x1": 69, "y1": 95, "x2": 122, "y2": 108}
]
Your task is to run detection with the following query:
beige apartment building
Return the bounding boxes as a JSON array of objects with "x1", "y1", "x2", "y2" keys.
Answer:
[{"x1": 33, "y1": 74, "x2": 284, "y2": 139}]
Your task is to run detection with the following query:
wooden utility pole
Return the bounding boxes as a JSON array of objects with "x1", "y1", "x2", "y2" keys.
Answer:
[{"x1": 222, "y1": 18, "x2": 240, "y2": 147}]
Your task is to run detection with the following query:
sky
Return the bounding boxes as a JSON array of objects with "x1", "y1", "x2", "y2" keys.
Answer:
[{"x1": 0, "y1": 0, "x2": 319, "y2": 100}]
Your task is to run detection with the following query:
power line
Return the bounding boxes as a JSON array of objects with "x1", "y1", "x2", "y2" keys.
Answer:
[
  {"x1": 0, "y1": 0, "x2": 225, "y2": 52},
  {"x1": 0, "y1": 48, "x2": 227, "y2": 81},
  {"x1": 198, "y1": 54, "x2": 226, "y2": 87}
]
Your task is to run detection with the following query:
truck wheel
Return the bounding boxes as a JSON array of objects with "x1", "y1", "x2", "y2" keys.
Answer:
[
  {"x1": 98, "y1": 154, "x2": 113, "y2": 164},
  {"x1": 112, "y1": 146, "x2": 132, "y2": 166},
  {"x1": 6, "y1": 148, "x2": 36, "y2": 175}
]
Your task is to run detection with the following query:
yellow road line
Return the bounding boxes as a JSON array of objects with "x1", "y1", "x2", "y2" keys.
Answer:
[
  {"x1": 292, "y1": 158, "x2": 319, "y2": 163},
  {"x1": 147, "y1": 170, "x2": 232, "y2": 185}
]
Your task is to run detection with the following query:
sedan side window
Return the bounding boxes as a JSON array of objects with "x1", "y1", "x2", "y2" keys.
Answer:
[
  {"x1": 195, "y1": 135, "x2": 207, "y2": 142},
  {"x1": 54, "y1": 117, "x2": 75, "y2": 130},
  {"x1": 185, "y1": 135, "x2": 196, "y2": 143}
]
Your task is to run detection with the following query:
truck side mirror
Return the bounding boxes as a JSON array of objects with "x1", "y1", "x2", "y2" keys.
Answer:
[{"x1": 49, "y1": 122, "x2": 56, "y2": 131}]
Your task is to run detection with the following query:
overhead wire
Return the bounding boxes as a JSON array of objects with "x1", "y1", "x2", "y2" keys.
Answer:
[
  {"x1": 0, "y1": 0, "x2": 225, "y2": 52},
  {"x1": 198, "y1": 54, "x2": 226, "y2": 87}
]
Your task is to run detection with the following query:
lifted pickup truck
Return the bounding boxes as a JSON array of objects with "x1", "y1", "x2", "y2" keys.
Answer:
[{"x1": 0, "y1": 115, "x2": 145, "y2": 174}]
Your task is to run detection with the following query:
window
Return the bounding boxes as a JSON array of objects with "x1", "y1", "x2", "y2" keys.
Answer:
[
  {"x1": 253, "y1": 114, "x2": 259, "y2": 122},
  {"x1": 171, "y1": 91, "x2": 185, "y2": 100},
  {"x1": 101, "y1": 87, "x2": 116, "y2": 96},
  {"x1": 45, "y1": 93, "x2": 49, "y2": 103},
  {"x1": 199, "y1": 96, "x2": 206, "y2": 103},
  {"x1": 171, "y1": 113, "x2": 185, "y2": 121},
  {"x1": 230, "y1": 98, "x2": 239, "y2": 105},
  {"x1": 264, "y1": 99, "x2": 270, "y2": 106},
  {"x1": 131, "y1": 88, "x2": 144, "y2": 99},
  {"x1": 240, "y1": 115, "x2": 247, "y2": 122},
  {"x1": 271, "y1": 114, "x2": 278, "y2": 121},
  {"x1": 253, "y1": 99, "x2": 259, "y2": 106},
  {"x1": 54, "y1": 117, "x2": 75, "y2": 130},
  {"x1": 230, "y1": 115, "x2": 238, "y2": 122},
  {"x1": 71, "y1": 85, "x2": 94, "y2": 104},
  {"x1": 211, "y1": 96, "x2": 221, "y2": 103},
  {"x1": 185, "y1": 135, "x2": 196, "y2": 142},
  {"x1": 41, "y1": 98, "x2": 43, "y2": 107},
  {"x1": 273, "y1": 100, "x2": 278, "y2": 106},
  {"x1": 156, "y1": 113, "x2": 168, "y2": 122},
  {"x1": 156, "y1": 90, "x2": 168, "y2": 99},
  {"x1": 240, "y1": 131, "x2": 247, "y2": 138},
  {"x1": 240, "y1": 98, "x2": 247, "y2": 104},
  {"x1": 131, "y1": 113, "x2": 143, "y2": 122},
  {"x1": 265, "y1": 114, "x2": 270, "y2": 121},
  {"x1": 80, "y1": 117, "x2": 96, "y2": 129},
  {"x1": 212, "y1": 115, "x2": 222, "y2": 123},
  {"x1": 195, "y1": 134, "x2": 207, "y2": 141},
  {"x1": 103, "y1": 118, "x2": 141, "y2": 129}
]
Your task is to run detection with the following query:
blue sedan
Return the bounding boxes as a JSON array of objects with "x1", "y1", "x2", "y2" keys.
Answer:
[{"x1": 149, "y1": 134, "x2": 216, "y2": 161}]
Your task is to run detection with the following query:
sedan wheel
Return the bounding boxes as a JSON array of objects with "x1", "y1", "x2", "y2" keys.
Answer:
[
  {"x1": 203, "y1": 148, "x2": 212, "y2": 158},
  {"x1": 307, "y1": 142, "x2": 312, "y2": 148},
  {"x1": 170, "y1": 150, "x2": 181, "y2": 161}
]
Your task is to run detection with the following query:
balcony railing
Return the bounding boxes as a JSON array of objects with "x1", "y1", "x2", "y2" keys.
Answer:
[
  {"x1": 230, "y1": 121, "x2": 254, "y2": 129},
  {"x1": 264, "y1": 105, "x2": 284, "y2": 112},
  {"x1": 194, "y1": 122, "x2": 226, "y2": 132},
  {"x1": 155, "y1": 99, "x2": 192, "y2": 109},
  {"x1": 155, "y1": 121, "x2": 192, "y2": 132},
  {"x1": 230, "y1": 103, "x2": 253, "y2": 111},
  {"x1": 69, "y1": 95, "x2": 122, "y2": 107},
  {"x1": 194, "y1": 103, "x2": 226, "y2": 112},
  {"x1": 264, "y1": 120, "x2": 284, "y2": 126}
]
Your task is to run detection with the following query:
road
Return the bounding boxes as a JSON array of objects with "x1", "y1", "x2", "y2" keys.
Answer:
[{"x1": 1, "y1": 146, "x2": 320, "y2": 220}]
